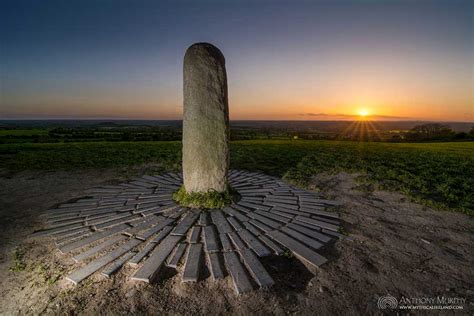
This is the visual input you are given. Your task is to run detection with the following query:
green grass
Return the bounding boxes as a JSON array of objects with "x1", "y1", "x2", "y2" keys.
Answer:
[
  {"x1": 9, "y1": 248, "x2": 26, "y2": 272},
  {"x1": 173, "y1": 185, "x2": 234, "y2": 209},
  {"x1": 0, "y1": 129, "x2": 49, "y2": 136},
  {"x1": 1, "y1": 140, "x2": 473, "y2": 214}
]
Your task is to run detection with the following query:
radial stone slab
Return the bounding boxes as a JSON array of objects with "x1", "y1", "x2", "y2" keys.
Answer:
[{"x1": 32, "y1": 170, "x2": 342, "y2": 293}]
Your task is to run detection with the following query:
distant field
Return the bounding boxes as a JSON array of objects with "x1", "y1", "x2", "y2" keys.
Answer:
[
  {"x1": 1, "y1": 140, "x2": 473, "y2": 214},
  {"x1": 0, "y1": 129, "x2": 49, "y2": 136}
]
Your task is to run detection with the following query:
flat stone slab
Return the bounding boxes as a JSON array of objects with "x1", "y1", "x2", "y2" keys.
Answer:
[
  {"x1": 167, "y1": 243, "x2": 187, "y2": 268},
  {"x1": 189, "y1": 226, "x2": 201, "y2": 243},
  {"x1": 239, "y1": 248, "x2": 274, "y2": 288},
  {"x1": 131, "y1": 235, "x2": 182, "y2": 282},
  {"x1": 183, "y1": 243, "x2": 203, "y2": 282},
  {"x1": 128, "y1": 242, "x2": 157, "y2": 266},
  {"x1": 207, "y1": 252, "x2": 225, "y2": 280},
  {"x1": 34, "y1": 170, "x2": 340, "y2": 294},
  {"x1": 203, "y1": 225, "x2": 220, "y2": 252},
  {"x1": 66, "y1": 238, "x2": 142, "y2": 284},
  {"x1": 102, "y1": 252, "x2": 136, "y2": 278},
  {"x1": 223, "y1": 251, "x2": 254, "y2": 294}
]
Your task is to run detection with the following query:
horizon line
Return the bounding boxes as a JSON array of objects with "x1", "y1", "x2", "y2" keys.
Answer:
[{"x1": 1, "y1": 118, "x2": 473, "y2": 124}]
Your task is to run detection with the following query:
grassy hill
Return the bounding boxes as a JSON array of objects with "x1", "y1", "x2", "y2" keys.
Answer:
[{"x1": 1, "y1": 140, "x2": 473, "y2": 214}]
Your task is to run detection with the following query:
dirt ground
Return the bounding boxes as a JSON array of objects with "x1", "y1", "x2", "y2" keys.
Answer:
[{"x1": 0, "y1": 169, "x2": 472, "y2": 315}]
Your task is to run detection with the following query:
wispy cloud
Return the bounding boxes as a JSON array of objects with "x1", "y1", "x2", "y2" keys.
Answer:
[{"x1": 299, "y1": 113, "x2": 412, "y2": 120}]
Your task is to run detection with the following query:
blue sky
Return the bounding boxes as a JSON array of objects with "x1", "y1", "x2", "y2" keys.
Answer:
[{"x1": 1, "y1": 0, "x2": 472, "y2": 121}]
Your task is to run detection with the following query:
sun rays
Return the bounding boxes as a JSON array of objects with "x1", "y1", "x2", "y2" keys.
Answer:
[{"x1": 336, "y1": 112, "x2": 384, "y2": 141}]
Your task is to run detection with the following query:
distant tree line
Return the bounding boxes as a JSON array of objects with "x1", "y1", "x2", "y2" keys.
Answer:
[
  {"x1": 399, "y1": 124, "x2": 474, "y2": 142},
  {"x1": 0, "y1": 123, "x2": 472, "y2": 144}
]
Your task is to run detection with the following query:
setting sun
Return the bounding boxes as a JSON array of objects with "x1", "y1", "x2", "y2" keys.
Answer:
[{"x1": 358, "y1": 109, "x2": 370, "y2": 117}]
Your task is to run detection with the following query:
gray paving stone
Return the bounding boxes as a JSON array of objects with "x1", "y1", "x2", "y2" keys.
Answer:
[
  {"x1": 238, "y1": 248, "x2": 274, "y2": 288},
  {"x1": 66, "y1": 238, "x2": 142, "y2": 284},
  {"x1": 136, "y1": 218, "x2": 174, "y2": 240},
  {"x1": 131, "y1": 235, "x2": 182, "y2": 282},
  {"x1": 222, "y1": 207, "x2": 250, "y2": 222},
  {"x1": 94, "y1": 214, "x2": 142, "y2": 230},
  {"x1": 198, "y1": 212, "x2": 209, "y2": 226},
  {"x1": 101, "y1": 252, "x2": 136, "y2": 277},
  {"x1": 207, "y1": 252, "x2": 225, "y2": 280},
  {"x1": 310, "y1": 215, "x2": 340, "y2": 225},
  {"x1": 312, "y1": 199, "x2": 342, "y2": 206},
  {"x1": 48, "y1": 216, "x2": 85, "y2": 227},
  {"x1": 166, "y1": 243, "x2": 187, "y2": 268},
  {"x1": 228, "y1": 231, "x2": 246, "y2": 250},
  {"x1": 286, "y1": 223, "x2": 332, "y2": 243},
  {"x1": 269, "y1": 209, "x2": 295, "y2": 219},
  {"x1": 246, "y1": 212, "x2": 280, "y2": 228},
  {"x1": 210, "y1": 210, "x2": 232, "y2": 233},
  {"x1": 172, "y1": 212, "x2": 199, "y2": 236},
  {"x1": 322, "y1": 228, "x2": 345, "y2": 238},
  {"x1": 32, "y1": 222, "x2": 87, "y2": 237},
  {"x1": 267, "y1": 230, "x2": 327, "y2": 267},
  {"x1": 299, "y1": 204, "x2": 325, "y2": 211},
  {"x1": 238, "y1": 189, "x2": 271, "y2": 195},
  {"x1": 264, "y1": 201, "x2": 299, "y2": 210},
  {"x1": 183, "y1": 243, "x2": 203, "y2": 282},
  {"x1": 231, "y1": 204, "x2": 252, "y2": 214},
  {"x1": 280, "y1": 227, "x2": 323, "y2": 249},
  {"x1": 223, "y1": 251, "x2": 254, "y2": 294},
  {"x1": 238, "y1": 229, "x2": 271, "y2": 257},
  {"x1": 259, "y1": 235, "x2": 284, "y2": 255},
  {"x1": 266, "y1": 195, "x2": 298, "y2": 201},
  {"x1": 166, "y1": 207, "x2": 186, "y2": 219},
  {"x1": 241, "y1": 197, "x2": 264, "y2": 203},
  {"x1": 237, "y1": 201, "x2": 271, "y2": 211},
  {"x1": 53, "y1": 226, "x2": 92, "y2": 239},
  {"x1": 244, "y1": 221, "x2": 263, "y2": 235},
  {"x1": 189, "y1": 226, "x2": 201, "y2": 243},
  {"x1": 254, "y1": 209, "x2": 290, "y2": 223},
  {"x1": 219, "y1": 233, "x2": 233, "y2": 251},
  {"x1": 55, "y1": 230, "x2": 93, "y2": 245},
  {"x1": 294, "y1": 216, "x2": 339, "y2": 231},
  {"x1": 60, "y1": 224, "x2": 130, "y2": 253},
  {"x1": 227, "y1": 216, "x2": 244, "y2": 231},
  {"x1": 73, "y1": 234, "x2": 127, "y2": 262},
  {"x1": 123, "y1": 216, "x2": 162, "y2": 236},
  {"x1": 151, "y1": 226, "x2": 173, "y2": 243},
  {"x1": 203, "y1": 226, "x2": 220, "y2": 252},
  {"x1": 128, "y1": 242, "x2": 157, "y2": 266}
]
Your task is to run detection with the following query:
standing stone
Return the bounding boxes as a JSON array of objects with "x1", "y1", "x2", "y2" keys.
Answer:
[{"x1": 183, "y1": 43, "x2": 229, "y2": 193}]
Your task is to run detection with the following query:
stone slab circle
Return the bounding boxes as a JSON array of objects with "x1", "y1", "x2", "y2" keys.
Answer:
[
  {"x1": 30, "y1": 44, "x2": 343, "y2": 294},
  {"x1": 32, "y1": 170, "x2": 343, "y2": 294},
  {"x1": 183, "y1": 42, "x2": 229, "y2": 193}
]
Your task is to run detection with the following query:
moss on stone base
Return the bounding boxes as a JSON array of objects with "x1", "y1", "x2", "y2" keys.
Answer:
[{"x1": 173, "y1": 186, "x2": 235, "y2": 209}]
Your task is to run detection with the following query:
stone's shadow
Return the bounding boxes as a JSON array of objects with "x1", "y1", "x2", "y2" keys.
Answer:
[
  {"x1": 50, "y1": 195, "x2": 92, "y2": 209},
  {"x1": 261, "y1": 255, "x2": 313, "y2": 293},
  {"x1": 229, "y1": 188, "x2": 242, "y2": 205},
  {"x1": 319, "y1": 240, "x2": 342, "y2": 264},
  {"x1": 198, "y1": 255, "x2": 212, "y2": 281},
  {"x1": 154, "y1": 265, "x2": 178, "y2": 283}
]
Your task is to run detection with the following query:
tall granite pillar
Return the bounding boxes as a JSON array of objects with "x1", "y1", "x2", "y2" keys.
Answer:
[{"x1": 182, "y1": 43, "x2": 229, "y2": 193}]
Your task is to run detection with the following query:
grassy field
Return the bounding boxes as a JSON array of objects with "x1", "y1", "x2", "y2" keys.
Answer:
[
  {"x1": 0, "y1": 129, "x2": 49, "y2": 136},
  {"x1": 1, "y1": 140, "x2": 473, "y2": 215}
]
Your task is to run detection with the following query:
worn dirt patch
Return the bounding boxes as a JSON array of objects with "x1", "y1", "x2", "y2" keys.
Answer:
[{"x1": 0, "y1": 170, "x2": 472, "y2": 314}]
